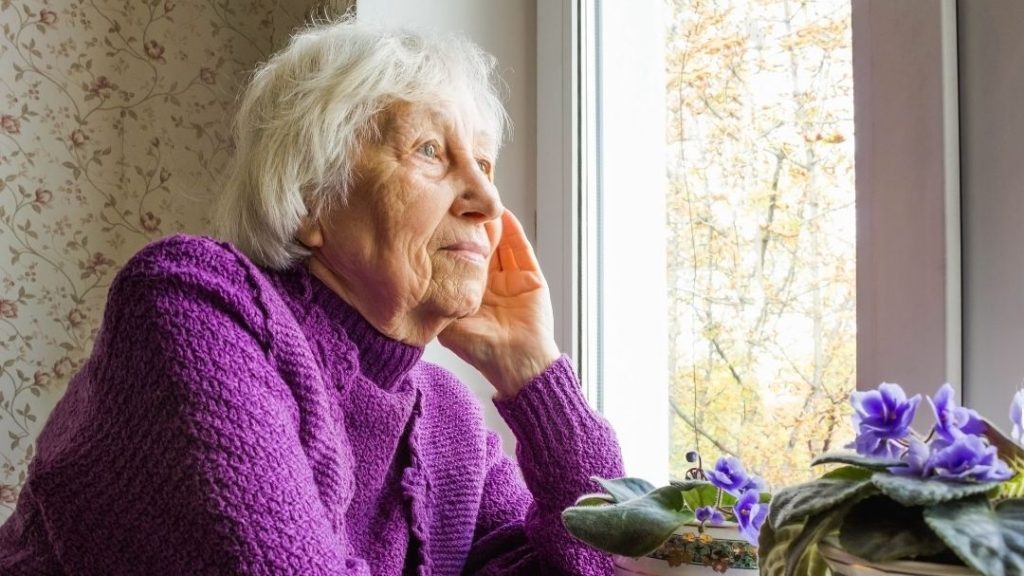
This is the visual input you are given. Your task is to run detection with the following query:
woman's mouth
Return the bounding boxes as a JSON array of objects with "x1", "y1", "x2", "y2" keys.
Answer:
[{"x1": 440, "y1": 241, "x2": 489, "y2": 263}]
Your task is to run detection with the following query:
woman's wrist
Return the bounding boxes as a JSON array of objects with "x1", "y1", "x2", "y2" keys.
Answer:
[{"x1": 488, "y1": 340, "x2": 561, "y2": 400}]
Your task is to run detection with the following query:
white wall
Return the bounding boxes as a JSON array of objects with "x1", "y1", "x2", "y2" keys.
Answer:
[
  {"x1": 959, "y1": 0, "x2": 1024, "y2": 424},
  {"x1": 356, "y1": 0, "x2": 537, "y2": 453}
]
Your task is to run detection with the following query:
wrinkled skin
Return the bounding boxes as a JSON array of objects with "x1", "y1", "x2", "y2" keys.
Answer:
[{"x1": 299, "y1": 96, "x2": 559, "y2": 398}]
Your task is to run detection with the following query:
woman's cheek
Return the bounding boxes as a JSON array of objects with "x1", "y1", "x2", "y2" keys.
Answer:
[{"x1": 409, "y1": 249, "x2": 435, "y2": 290}]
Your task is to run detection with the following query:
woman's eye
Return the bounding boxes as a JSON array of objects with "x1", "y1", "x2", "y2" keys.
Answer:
[
  {"x1": 477, "y1": 159, "x2": 490, "y2": 173},
  {"x1": 418, "y1": 142, "x2": 439, "y2": 159}
]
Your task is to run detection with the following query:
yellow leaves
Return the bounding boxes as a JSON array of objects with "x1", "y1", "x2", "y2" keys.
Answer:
[
  {"x1": 803, "y1": 132, "x2": 847, "y2": 145},
  {"x1": 665, "y1": 0, "x2": 855, "y2": 491},
  {"x1": 667, "y1": 69, "x2": 713, "y2": 93},
  {"x1": 779, "y1": 16, "x2": 852, "y2": 52},
  {"x1": 697, "y1": 35, "x2": 747, "y2": 58},
  {"x1": 766, "y1": 214, "x2": 801, "y2": 240}
]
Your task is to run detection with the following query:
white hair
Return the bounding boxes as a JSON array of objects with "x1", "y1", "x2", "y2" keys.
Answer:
[{"x1": 215, "y1": 17, "x2": 511, "y2": 269}]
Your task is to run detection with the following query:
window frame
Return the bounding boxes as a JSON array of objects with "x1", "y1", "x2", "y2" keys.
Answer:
[{"x1": 535, "y1": 0, "x2": 962, "y2": 481}]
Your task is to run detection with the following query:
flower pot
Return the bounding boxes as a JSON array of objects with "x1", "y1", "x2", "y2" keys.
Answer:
[
  {"x1": 612, "y1": 523, "x2": 758, "y2": 575},
  {"x1": 818, "y1": 540, "x2": 980, "y2": 576}
]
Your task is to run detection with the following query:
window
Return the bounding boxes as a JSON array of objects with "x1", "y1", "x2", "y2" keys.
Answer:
[
  {"x1": 594, "y1": 0, "x2": 856, "y2": 489},
  {"x1": 537, "y1": 0, "x2": 961, "y2": 488}
]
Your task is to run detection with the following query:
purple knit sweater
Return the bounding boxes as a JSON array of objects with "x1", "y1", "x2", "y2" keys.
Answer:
[{"x1": 0, "y1": 235, "x2": 624, "y2": 575}]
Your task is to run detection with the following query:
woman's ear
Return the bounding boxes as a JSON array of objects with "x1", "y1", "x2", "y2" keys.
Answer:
[{"x1": 296, "y1": 216, "x2": 324, "y2": 249}]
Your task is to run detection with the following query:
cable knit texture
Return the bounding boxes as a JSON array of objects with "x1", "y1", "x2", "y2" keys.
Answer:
[{"x1": 0, "y1": 235, "x2": 624, "y2": 575}]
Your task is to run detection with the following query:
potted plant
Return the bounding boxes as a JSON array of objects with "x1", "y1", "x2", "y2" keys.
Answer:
[
  {"x1": 562, "y1": 453, "x2": 771, "y2": 574},
  {"x1": 758, "y1": 382, "x2": 1024, "y2": 575}
]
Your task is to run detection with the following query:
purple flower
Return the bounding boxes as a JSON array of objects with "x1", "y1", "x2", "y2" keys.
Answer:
[
  {"x1": 890, "y1": 436, "x2": 932, "y2": 477},
  {"x1": 695, "y1": 506, "x2": 726, "y2": 525},
  {"x1": 734, "y1": 489, "x2": 768, "y2": 546},
  {"x1": 848, "y1": 383, "x2": 921, "y2": 458},
  {"x1": 1011, "y1": 390, "x2": 1024, "y2": 443},
  {"x1": 850, "y1": 431, "x2": 901, "y2": 460},
  {"x1": 742, "y1": 474, "x2": 766, "y2": 493},
  {"x1": 929, "y1": 383, "x2": 984, "y2": 444},
  {"x1": 706, "y1": 456, "x2": 756, "y2": 495},
  {"x1": 929, "y1": 433, "x2": 1013, "y2": 483}
]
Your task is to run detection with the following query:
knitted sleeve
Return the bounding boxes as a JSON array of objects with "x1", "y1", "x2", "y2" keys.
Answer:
[
  {"x1": 463, "y1": 356, "x2": 624, "y2": 575},
  {"x1": 27, "y1": 237, "x2": 366, "y2": 575}
]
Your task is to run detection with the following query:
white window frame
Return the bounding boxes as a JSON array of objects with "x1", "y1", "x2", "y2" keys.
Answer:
[
  {"x1": 536, "y1": 0, "x2": 962, "y2": 482},
  {"x1": 536, "y1": 0, "x2": 582, "y2": 376}
]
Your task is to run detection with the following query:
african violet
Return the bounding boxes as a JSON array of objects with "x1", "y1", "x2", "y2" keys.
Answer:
[
  {"x1": 759, "y1": 382, "x2": 1024, "y2": 576},
  {"x1": 561, "y1": 453, "x2": 771, "y2": 559}
]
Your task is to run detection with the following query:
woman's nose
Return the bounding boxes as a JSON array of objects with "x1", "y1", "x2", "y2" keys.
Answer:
[{"x1": 452, "y1": 163, "x2": 503, "y2": 222}]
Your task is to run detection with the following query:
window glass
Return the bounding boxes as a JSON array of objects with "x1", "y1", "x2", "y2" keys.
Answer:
[{"x1": 591, "y1": 0, "x2": 856, "y2": 488}]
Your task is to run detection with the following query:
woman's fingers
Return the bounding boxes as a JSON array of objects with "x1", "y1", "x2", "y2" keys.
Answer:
[
  {"x1": 499, "y1": 246, "x2": 519, "y2": 271},
  {"x1": 497, "y1": 210, "x2": 539, "y2": 271}
]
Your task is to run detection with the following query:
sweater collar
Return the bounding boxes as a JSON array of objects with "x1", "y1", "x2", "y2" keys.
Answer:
[{"x1": 281, "y1": 264, "x2": 425, "y2": 390}]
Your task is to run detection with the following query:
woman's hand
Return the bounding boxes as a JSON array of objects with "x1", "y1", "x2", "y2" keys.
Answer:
[{"x1": 438, "y1": 210, "x2": 560, "y2": 399}]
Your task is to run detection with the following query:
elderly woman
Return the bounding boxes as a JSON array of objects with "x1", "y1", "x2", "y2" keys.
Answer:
[{"x1": 0, "y1": 18, "x2": 623, "y2": 576}]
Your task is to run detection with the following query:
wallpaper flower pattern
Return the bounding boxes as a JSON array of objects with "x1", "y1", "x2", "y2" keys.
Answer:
[{"x1": 0, "y1": 0, "x2": 351, "y2": 522}]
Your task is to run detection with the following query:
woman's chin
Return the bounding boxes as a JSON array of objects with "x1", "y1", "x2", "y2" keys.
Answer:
[
  {"x1": 450, "y1": 295, "x2": 485, "y2": 320},
  {"x1": 430, "y1": 291, "x2": 484, "y2": 323}
]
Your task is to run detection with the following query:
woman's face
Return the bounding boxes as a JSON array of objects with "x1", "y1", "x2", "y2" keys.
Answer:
[{"x1": 304, "y1": 96, "x2": 503, "y2": 344}]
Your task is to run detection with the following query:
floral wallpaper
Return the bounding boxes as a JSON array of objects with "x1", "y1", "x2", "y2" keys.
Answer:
[{"x1": 0, "y1": 0, "x2": 352, "y2": 522}]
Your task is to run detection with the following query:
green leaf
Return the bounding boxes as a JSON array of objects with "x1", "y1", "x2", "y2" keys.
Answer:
[
  {"x1": 758, "y1": 520, "x2": 830, "y2": 576},
  {"x1": 924, "y1": 496, "x2": 1024, "y2": 574},
  {"x1": 838, "y1": 495, "x2": 948, "y2": 562},
  {"x1": 822, "y1": 465, "x2": 874, "y2": 481},
  {"x1": 592, "y1": 476, "x2": 656, "y2": 503},
  {"x1": 783, "y1": 505, "x2": 852, "y2": 576},
  {"x1": 573, "y1": 492, "x2": 616, "y2": 506},
  {"x1": 680, "y1": 483, "x2": 718, "y2": 512},
  {"x1": 758, "y1": 521, "x2": 793, "y2": 576},
  {"x1": 669, "y1": 479, "x2": 712, "y2": 492},
  {"x1": 812, "y1": 452, "x2": 905, "y2": 470},
  {"x1": 562, "y1": 485, "x2": 694, "y2": 557},
  {"x1": 769, "y1": 477, "x2": 876, "y2": 529},
  {"x1": 871, "y1": 472, "x2": 999, "y2": 507},
  {"x1": 997, "y1": 471, "x2": 1024, "y2": 501}
]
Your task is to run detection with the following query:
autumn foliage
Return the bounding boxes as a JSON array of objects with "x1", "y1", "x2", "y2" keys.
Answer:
[{"x1": 665, "y1": 0, "x2": 855, "y2": 489}]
